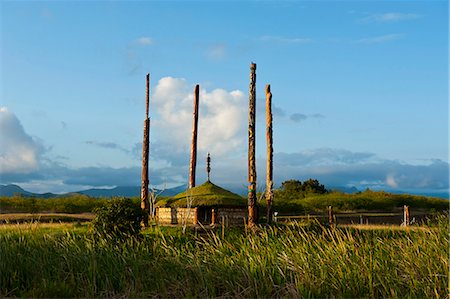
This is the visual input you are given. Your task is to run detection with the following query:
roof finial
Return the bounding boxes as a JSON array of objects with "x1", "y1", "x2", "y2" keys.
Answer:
[{"x1": 206, "y1": 152, "x2": 211, "y2": 181}]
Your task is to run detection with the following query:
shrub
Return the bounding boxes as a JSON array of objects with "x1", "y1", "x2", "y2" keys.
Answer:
[{"x1": 91, "y1": 197, "x2": 143, "y2": 239}]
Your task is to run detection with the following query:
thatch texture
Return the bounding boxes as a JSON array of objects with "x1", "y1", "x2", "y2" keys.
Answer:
[{"x1": 156, "y1": 181, "x2": 245, "y2": 208}]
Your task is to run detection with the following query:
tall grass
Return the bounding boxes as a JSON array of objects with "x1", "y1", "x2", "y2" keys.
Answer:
[{"x1": 0, "y1": 217, "x2": 448, "y2": 298}]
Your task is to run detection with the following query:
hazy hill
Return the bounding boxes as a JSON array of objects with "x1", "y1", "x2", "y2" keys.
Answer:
[
  {"x1": 0, "y1": 184, "x2": 55, "y2": 198},
  {"x1": 78, "y1": 185, "x2": 187, "y2": 197},
  {"x1": 1, "y1": 184, "x2": 448, "y2": 200}
]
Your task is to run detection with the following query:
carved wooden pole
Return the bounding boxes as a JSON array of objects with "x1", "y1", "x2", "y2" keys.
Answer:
[
  {"x1": 189, "y1": 84, "x2": 200, "y2": 189},
  {"x1": 206, "y1": 152, "x2": 211, "y2": 181},
  {"x1": 248, "y1": 63, "x2": 257, "y2": 226},
  {"x1": 141, "y1": 73, "x2": 150, "y2": 226},
  {"x1": 265, "y1": 84, "x2": 274, "y2": 224}
]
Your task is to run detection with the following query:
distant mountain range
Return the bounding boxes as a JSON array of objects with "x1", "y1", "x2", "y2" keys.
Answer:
[
  {"x1": 0, "y1": 184, "x2": 448, "y2": 199},
  {"x1": 0, "y1": 184, "x2": 187, "y2": 198}
]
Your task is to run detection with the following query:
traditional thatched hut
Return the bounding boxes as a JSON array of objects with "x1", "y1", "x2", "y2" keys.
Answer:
[{"x1": 155, "y1": 181, "x2": 247, "y2": 226}]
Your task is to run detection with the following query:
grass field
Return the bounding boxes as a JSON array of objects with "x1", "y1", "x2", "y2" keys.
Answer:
[{"x1": 1, "y1": 215, "x2": 448, "y2": 298}]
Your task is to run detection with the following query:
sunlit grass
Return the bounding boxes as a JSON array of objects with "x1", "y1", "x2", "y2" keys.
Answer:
[{"x1": 1, "y1": 216, "x2": 448, "y2": 298}]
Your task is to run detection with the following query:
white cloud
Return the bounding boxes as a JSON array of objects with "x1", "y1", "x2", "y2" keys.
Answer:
[
  {"x1": 359, "y1": 13, "x2": 420, "y2": 23},
  {"x1": 135, "y1": 37, "x2": 153, "y2": 46},
  {"x1": 386, "y1": 173, "x2": 398, "y2": 188},
  {"x1": 206, "y1": 43, "x2": 226, "y2": 60},
  {"x1": 0, "y1": 107, "x2": 43, "y2": 174},
  {"x1": 152, "y1": 77, "x2": 246, "y2": 157},
  {"x1": 356, "y1": 34, "x2": 403, "y2": 44},
  {"x1": 260, "y1": 36, "x2": 312, "y2": 44}
]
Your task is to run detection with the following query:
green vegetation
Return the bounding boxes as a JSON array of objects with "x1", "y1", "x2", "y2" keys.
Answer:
[
  {"x1": 277, "y1": 179, "x2": 328, "y2": 199},
  {"x1": 0, "y1": 216, "x2": 447, "y2": 298},
  {"x1": 0, "y1": 180, "x2": 447, "y2": 216},
  {"x1": 91, "y1": 197, "x2": 144, "y2": 239},
  {"x1": 157, "y1": 181, "x2": 246, "y2": 207},
  {"x1": 267, "y1": 181, "x2": 448, "y2": 214},
  {"x1": 0, "y1": 194, "x2": 111, "y2": 214}
]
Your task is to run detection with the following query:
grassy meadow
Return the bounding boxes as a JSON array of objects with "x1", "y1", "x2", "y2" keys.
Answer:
[
  {"x1": 1, "y1": 188, "x2": 448, "y2": 215},
  {"x1": 1, "y1": 216, "x2": 448, "y2": 298}
]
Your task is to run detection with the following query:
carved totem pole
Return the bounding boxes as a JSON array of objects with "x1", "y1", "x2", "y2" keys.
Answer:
[
  {"x1": 265, "y1": 84, "x2": 274, "y2": 224},
  {"x1": 141, "y1": 73, "x2": 150, "y2": 226},
  {"x1": 248, "y1": 63, "x2": 257, "y2": 226},
  {"x1": 189, "y1": 84, "x2": 200, "y2": 189},
  {"x1": 206, "y1": 152, "x2": 211, "y2": 181}
]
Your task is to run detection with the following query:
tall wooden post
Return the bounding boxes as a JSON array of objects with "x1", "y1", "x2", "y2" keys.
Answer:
[
  {"x1": 189, "y1": 84, "x2": 200, "y2": 189},
  {"x1": 403, "y1": 205, "x2": 410, "y2": 226},
  {"x1": 141, "y1": 73, "x2": 150, "y2": 226},
  {"x1": 248, "y1": 63, "x2": 257, "y2": 226},
  {"x1": 265, "y1": 84, "x2": 274, "y2": 224}
]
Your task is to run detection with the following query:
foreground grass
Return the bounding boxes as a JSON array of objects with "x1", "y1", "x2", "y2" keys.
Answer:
[{"x1": 1, "y1": 218, "x2": 448, "y2": 298}]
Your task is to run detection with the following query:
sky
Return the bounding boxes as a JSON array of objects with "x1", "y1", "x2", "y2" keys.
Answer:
[{"x1": 0, "y1": 0, "x2": 448, "y2": 196}]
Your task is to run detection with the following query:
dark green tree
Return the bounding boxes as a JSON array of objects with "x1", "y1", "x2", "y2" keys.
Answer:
[
  {"x1": 281, "y1": 180, "x2": 303, "y2": 192},
  {"x1": 276, "y1": 179, "x2": 328, "y2": 201},
  {"x1": 302, "y1": 179, "x2": 327, "y2": 194}
]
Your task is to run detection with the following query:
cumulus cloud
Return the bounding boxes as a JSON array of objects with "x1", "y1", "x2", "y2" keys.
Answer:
[
  {"x1": 0, "y1": 107, "x2": 44, "y2": 174},
  {"x1": 356, "y1": 34, "x2": 404, "y2": 44},
  {"x1": 359, "y1": 13, "x2": 420, "y2": 23},
  {"x1": 152, "y1": 77, "x2": 246, "y2": 157}
]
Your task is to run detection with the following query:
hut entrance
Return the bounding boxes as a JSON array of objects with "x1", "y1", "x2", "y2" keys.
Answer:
[{"x1": 197, "y1": 207, "x2": 212, "y2": 224}]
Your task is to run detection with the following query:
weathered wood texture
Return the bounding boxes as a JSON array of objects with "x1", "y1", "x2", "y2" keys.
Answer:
[
  {"x1": 141, "y1": 74, "x2": 150, "y2": 225},
  {"x1": 265, "y1": 84, "x2": 274, "y2": 224},
  {"x1": 248, "y1": 63, "x2": 257, "y2": 226},
  {"x1": 189, "y1": 84, "x2": 200, "y2": 189}
]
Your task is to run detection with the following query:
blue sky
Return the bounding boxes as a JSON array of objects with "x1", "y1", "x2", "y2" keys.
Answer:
[{"x1": 0, "y1": 0, "x2": 448, "y2": 196}]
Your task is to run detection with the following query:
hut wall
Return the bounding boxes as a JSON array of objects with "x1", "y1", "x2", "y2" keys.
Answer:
[
  {"x1": 156, "y1": 207, "x2": 247, "y2": 226},
  {"x1": 216, "y1": 208, "x2": 248, "y2": 226},
  {"x1": 157, "y1": 207, "x2": 198, "y2": 225}
]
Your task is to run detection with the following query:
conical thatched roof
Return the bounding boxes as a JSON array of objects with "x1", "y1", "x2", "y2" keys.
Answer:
[{"x1": 156, "y1": 181, "x2": 245, "y2": 208}]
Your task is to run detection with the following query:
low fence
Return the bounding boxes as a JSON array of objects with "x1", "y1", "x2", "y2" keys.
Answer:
[{"x1": 275, "y1": 210, "x2": 435, "y2": 226}]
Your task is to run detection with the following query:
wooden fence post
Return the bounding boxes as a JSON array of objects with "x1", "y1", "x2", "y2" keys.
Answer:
[
  {"x1": 222, "y1": 216, "x2": 225, "y2": 239},
  {"x1": 328, "y1": 205, "x2": 334, "y2": 225},
  {"x1": 248, "y1": 63, "x2": 257, "y2": 227},
  {"x1": 265, "y1": 84, "x2": 274, "y2": 224}
]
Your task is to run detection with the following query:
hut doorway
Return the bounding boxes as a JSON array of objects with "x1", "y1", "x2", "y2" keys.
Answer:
[{"x1": 197, "y1": 207, "x2": 212, "y2": 224}]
